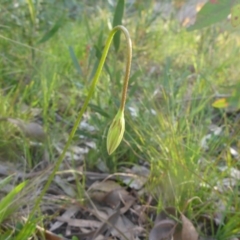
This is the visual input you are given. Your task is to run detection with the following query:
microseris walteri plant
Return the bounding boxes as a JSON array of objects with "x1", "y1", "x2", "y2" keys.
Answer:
[
  {"x1": 106, "y1": 26, "x2": 132, "y2": 154},
  {"x1": 25, "y1": 25, "x2": 133, "y2": 229},
  {"x1": 105, "y1": 27, "x2": 132, "y2": 155}
]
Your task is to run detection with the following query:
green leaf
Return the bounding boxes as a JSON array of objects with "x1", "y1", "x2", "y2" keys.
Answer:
[
  {"x1": 0, "y1": 175, "x2": 13, "y2": 188},
  {"x1": 212, "y1": 98, "x2": 229, "y2": 108},
  {"x1": 94, "y1": 44, "x2": 111, "y2": 77},
  {"x1": 112, "y1": 0, "x2": 125, "y2": 52},
  {"x1": 231, "y1": 4, "x2": 240, "y2": 27},
  {"x1": 88, "y1": 103, "x2": 110, "y2": 118},
  {"x1": 15, "y1": 218, "x2": 37, "y2": 240},
  {"x1": 68, "y1": 46, "x2": 82, "y2": 76},
  {"x1": 26, "y1": 0, "x2": 35, "y2": 24},
  {"x1": 38, "y1": 18, "x2": 64, "y2": 44},
  {"x1": 0, "y1": 230, "x2": 15, "y2": 240},
  {"x1": 0, "y1": 180, "x2": 27, "y2": 223},
  {"x1": 187, "y1": 0, "x2": 232, "y2": 31}
]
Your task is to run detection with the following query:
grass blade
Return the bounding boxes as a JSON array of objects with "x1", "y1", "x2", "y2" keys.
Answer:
[
  {"x1": 68, "y1": 46, "x2": 82, "y2": 76},
  {"x1": 112, "y1": 0, "x2": 125, "y2": 52},
  {"x1": 38, "y1": 18, "x2": 64, "y2": 44},
  {"x1": 26, "y1": 0, "x2": 35, "y2": 24},
  {"x1": 0, "y1": 180, "x2": 27, "y2": 224}
]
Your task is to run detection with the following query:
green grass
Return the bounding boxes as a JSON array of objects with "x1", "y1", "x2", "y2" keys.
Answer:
[{"x1": 1, "y1": 0, "x2": 240, "y2": 239}]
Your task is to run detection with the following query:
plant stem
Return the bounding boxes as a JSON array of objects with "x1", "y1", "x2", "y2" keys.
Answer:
[
  {"x1": 26, "y1": 25, "x2": 132, "y2": 224},
  {"x1": 118, "y1": 26, "x2": 132, "y2": 111}
]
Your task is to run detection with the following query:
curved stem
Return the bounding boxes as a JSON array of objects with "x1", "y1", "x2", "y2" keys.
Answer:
[
  {"x1": 118, "y1": 26, "x2": 132, "y2": 111},
  {"x1": 27, "y1": 25, "x2": 132, "y2": 222}
]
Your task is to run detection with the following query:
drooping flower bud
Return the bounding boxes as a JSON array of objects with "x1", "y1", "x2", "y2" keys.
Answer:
[{"x1": 107, "y1": 109, "x2": 125, "y2": 155}]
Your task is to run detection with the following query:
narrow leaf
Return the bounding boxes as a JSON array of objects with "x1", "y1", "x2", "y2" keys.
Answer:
[
  {"x1": 38, "y1": 18, "x2": 64, "y2": 44},
  {"x1": 15, "y1": 218, "x2": 38, "y2": 240},
  {"x1": 26, "y1": 0, "x2": 35, "y2": 24},
  {"x1": 187, "y1": 0, "x2": 231, "y2": 31},
  {"x1": 0, "y1": 175, "x2": 13, "y2": 189},
  {"x1": 112, "y1": 0, "x2": 125, "y2": 52},
  {"x1": 0, "y1": 181, "x2": 27, "y2": 223},
  {"x1": 88, "y1": 103, "x2": 110, "y2": 118},
  {"x1": 94, "y1": 45, "x2": 111, "y2": 77},
  {"x1": 68, "y1": 46, "x2": 82, "y2": 75}
]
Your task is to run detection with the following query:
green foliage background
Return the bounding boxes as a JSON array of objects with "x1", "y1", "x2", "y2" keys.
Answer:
[{"x1": 1, "y1": 0, "x2": 240, "y2": 239}]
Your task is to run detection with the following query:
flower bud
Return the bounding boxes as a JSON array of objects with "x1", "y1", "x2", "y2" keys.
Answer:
[{"x1": 107, "y1": 110, "x2": 125, "y2": 155}]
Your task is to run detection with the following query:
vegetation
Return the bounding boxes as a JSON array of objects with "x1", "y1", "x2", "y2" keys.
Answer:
[{"x1": 0, "y1": 0, "x2": 240, "y2": 239}]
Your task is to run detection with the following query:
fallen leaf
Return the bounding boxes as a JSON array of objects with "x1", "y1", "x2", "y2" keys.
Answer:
[
  {"x1": 155, "y1": 207, "x2": 179, "y2": 223},
  {"x1": 121, "y1": 165, "x2": 150, "y2": 190},
  {"x1": 55, "y1": 216, "x2": 102, "y2": 229},
  {"x1": 149, "y1": 219, "x2": 177, "y2": 240},
  {"x1": 111, "y1": 214, "x2": 137, "y2": 239},
  {"x1": 54, "y1": 176, "x2": 76, "y2": 197},
  {"x1": 181, "y1": 213, "x2": 198, "y2": 240},
  {"x1": 91, "y1": 207, "x2": 121, "y2": 240},
  {"x1": 20, "y1": 103, "x2": 42, "y2": 117},
  {"x1": 88, "y1": 180, "x2": 123, "y2": 204},
  {"x1": 0, "y1": 117, "x2": 46, "y2": 142},
  {"x1": 50, "y1": 205, "x2": 80, "y2": 232},
  {"x1": 88, "y1": 180, "x2": 122, "y2": 193},
  {"x1": 149, "y1": 207, "x2": 179, "y2": 240},
  {"x1": 103, "y1": 188, "x2": 131, "y2": 209}
]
